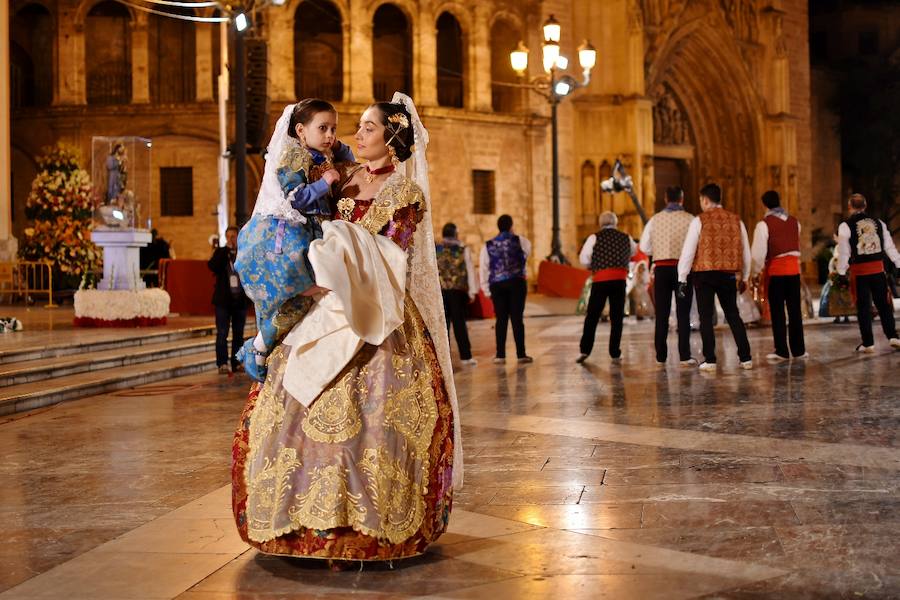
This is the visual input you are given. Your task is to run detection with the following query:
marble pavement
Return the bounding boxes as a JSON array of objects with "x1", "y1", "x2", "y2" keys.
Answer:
[{"x1": 0, "y1": 310, "x2": 898, "y2": 599}]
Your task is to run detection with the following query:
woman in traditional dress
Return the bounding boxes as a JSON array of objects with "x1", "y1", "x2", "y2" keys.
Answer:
[{"x1": 232, "y1": 93, "x2": 462, "y2": 562}]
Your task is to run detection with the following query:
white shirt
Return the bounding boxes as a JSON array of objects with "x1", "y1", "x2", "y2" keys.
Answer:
[
  {"x1": 579, "y1": 227, "x2": 637, "y2": 267},
  {"x1": 836, "y1": 217, "x2": 900, "y2": 275},
  {"x1": 750, "y1": 210, "x2": 802, "y2": 277},
  {"x1": 479, "y1": 234, "x2": 532, "y2": 297},
  {"x1": 677, "y1": 207, "x2": 751, "y2": 283},
  {"x1": 638, "y1": 218, "x2": 654, "y2": 256}
]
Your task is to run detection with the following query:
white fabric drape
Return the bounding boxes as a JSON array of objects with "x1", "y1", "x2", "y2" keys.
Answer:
[{"x1": 281, "y1": 220, "x2": 408, "y2": 407}]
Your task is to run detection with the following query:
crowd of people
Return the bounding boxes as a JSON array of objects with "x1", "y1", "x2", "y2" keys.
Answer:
[{"x1": 435, "y1": 187, "x2": 900, "y2": 372}]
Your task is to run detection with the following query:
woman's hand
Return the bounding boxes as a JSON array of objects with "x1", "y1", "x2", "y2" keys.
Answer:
[{"x1": 301, "y1": 285, "x2": 331, "y2": 297}]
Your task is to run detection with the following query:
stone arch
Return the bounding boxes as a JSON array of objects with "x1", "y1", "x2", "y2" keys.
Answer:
[
  {"x1": 489, "y1": 15, "x2": 523, "y2": 113},
  {"x1": 371, "y1": 3, "x2": 413, "y2": 100},
  {"x1": 647, "y1": 13, "x2": 765, "y2": 226},
  {"x1": 294, "y1": 0, "x2": 344, "y2": 101},
  {"x1": 85, "y1": 0, "x2": 132, "y2": 105},
  {"x1": 148, "y1": 6, "x2": 196, "y2": 103},
  {"x1": 12, "y1": 3, "x2": 54, "y2": 107},
  {"x1": 75, "y1": 0, "x2": 135, "y2": 25},
  {"x1": 436, "y1": 11, "x2": 465, "y2": 107}
]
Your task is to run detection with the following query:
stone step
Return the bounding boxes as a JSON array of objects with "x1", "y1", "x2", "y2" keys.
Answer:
[
  {"x1": 0, "y1": 325, "x2": 218, "y2": 366},
  {"x1": 0, "y1": 353, "x2": 224, "y2": 417},
  {"x1": 0, "y1": 336, "x2": 217, "y2": 388}
]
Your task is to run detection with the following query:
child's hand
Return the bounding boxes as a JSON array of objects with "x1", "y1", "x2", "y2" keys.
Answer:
[{"x1": 323, "y1": 169, "x2": 340, "y2": 185}]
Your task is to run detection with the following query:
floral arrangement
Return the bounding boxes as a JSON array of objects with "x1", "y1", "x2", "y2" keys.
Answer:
[
  {"x1": 19, "y1": 144, "x2": 99, "y2": 286},
  {"x1": 73, "y1": 288, "x2": 170, "y2": 327}
]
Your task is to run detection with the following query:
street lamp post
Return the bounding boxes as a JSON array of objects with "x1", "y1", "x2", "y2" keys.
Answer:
[{"x1": 509, "y1": 16, "x2": 596, "y2": 264}]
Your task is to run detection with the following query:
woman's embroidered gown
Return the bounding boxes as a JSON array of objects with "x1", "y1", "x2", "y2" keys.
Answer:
[{"x1": 232, "y1": 175, "x2": 454, "y2": 560}]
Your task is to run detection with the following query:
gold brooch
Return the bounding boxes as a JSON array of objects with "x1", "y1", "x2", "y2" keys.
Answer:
[{"x1": 337, "y1": 197, "x2": 356, "y2": 221}]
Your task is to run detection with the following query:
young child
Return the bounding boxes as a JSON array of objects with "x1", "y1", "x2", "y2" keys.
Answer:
[{"x1": 235, "y1": 99, "x2": 355, "y2": 381}]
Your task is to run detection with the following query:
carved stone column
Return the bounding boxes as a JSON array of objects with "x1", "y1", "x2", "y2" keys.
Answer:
[
  {"x1": 195, "y1": 23, "x2": 213, "y2": 102},
  {"x1": 0, "y1": 0, "x2": 11, "y2": 246},
  {"x1": 348, "y1": 3, "x2": 373, "y2": 104},
  {"x1": 58, "y1": 5, "x2": 84, "y2": 104},
  {"x1": 470, "y1": 4, "x2": 491, "y2": 112},
  {"x1": 131, "y1": 13, "x2": 150, "y2": 103},
  {"x1": 267, "y1": 8, "x2": 294, "y2": 103},
  {"x1": 416, "y1": 7, "x2": 437, "y2": 107}
]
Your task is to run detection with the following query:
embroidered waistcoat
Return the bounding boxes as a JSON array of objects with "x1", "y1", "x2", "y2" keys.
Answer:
[
  {"x1": 650, "y1": 209, "x2": 694, "y2": 261},
  {"x1": 693, "y1": 208, "x2": 742, "y2": 273},
  {"x1": 764, "y1": 214, "x2": 800, "y2": 260},
  {"x1": 436, "y1": 243, "x2": 468, "y2": 291},
  {"x1": 590, "y1": 228, "x2": 632, "y2": 272},
  {"x1": 486, "y1": 233, "x2": 526, "y2": 284},
  {"x1": 847, "y1": 212, "x2": 885, "y2": 265}
]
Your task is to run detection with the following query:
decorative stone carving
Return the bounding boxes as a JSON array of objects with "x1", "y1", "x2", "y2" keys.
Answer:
[
  {"x1": 628, "y1": 0, "x2": 644, "y2": 33},
  {"x1": 652, "y1": 85, "x2": 691, "y2": 145},
  {"x1": 720, "y1": 0, "x2": 759, "y2": 41}
]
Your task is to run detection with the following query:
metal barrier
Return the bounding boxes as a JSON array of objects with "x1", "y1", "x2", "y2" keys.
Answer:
[{"x1": 0, "y1": 261, "x2": 57, "y2": 308}]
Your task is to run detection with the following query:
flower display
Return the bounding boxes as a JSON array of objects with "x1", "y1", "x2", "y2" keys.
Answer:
[
  {"x1": 18, "y1": 144, "x2": 100, "y2": 285},
  {"x1": 73, "y1": 288, "x2": 171, "y2": 327}
]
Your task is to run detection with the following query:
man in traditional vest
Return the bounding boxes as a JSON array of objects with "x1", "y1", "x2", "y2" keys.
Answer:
[
  {"x1": 677, "y1": 183, "x2": 753, "y2": 371},
  {"x1": 639, "y1": 186, "x2": 697, "y2": 366},
  {"x1": 836, "y1": 193, "x2": 900, "y2": 353},
  {"x1": 576, "y1": 211, "x2": 637, "y2": 364},
  {"x1": 436, "y1": 222, "x2": 478, "y2": 366},
  {"x1": 750, "y1": 190, "x2": 808, "y2": 362},
  {"x1": 480, "y1": 214, "x2": 533, "y2": 364}
]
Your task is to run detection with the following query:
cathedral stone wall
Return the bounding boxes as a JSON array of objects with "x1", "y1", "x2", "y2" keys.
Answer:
[{"x1": 10, "y1": 0, "x2": 822, "y2": 274}]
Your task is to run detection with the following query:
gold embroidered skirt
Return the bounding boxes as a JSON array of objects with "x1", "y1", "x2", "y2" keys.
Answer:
[{"x1": 232, "y1": 296, "x2": 454, "y2": 560}]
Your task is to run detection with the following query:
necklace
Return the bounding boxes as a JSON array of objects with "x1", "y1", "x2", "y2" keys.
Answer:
[{"x1": 364, "y1": 164, "x2": 394, "y2": 184}]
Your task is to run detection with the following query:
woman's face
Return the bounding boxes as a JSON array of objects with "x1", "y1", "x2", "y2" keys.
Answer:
[
  {"x1": 296, "y1": 111, "x2": 337, "y2": 154},
  {"x1": 354, "y1": 107, "x2": 389, "y2": 162}
]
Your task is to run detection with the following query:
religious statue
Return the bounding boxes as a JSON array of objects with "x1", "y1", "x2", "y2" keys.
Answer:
[{"x1": 105, "y1": 143, "x2": 127, "y2": 204}]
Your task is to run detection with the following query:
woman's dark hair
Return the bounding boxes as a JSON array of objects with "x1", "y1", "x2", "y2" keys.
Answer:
[
  {"x1": 761, "y1": 190, "x2": 780, "y2": 209},
  {"x1": 498, "y1": 214, "x2": 513, "y2": 232},
  {"x1": 442, "y1": 222, "x2": 457, "y2": 238},
  {"x1": 288, "y1": 99, "x2": 336, "y2": 139},
  {"x1": 371, "y1": 102, "x2": 414, "y2": 162},
  {"x1": 699, "y1": 183, "x2": 722, "y2": 205}
]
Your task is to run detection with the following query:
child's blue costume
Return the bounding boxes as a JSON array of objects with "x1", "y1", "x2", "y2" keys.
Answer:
[{"x1": 233, "y1": 104, "x2": 354, "y2": 381}]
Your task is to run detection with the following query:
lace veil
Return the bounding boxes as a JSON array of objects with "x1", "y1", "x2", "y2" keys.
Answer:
[
  {"x1": 390, "y1": 92, "x2": 464, "y2": 488},
  {"x1": 251, "y1": 103, "x2": 306, "y2": 224}
]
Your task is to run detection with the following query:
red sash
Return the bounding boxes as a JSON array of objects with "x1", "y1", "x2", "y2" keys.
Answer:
[
  {"x1": 848, "y1": 261, "x2": 884, "y2": 303},
  {"x1": 766, "y1": 255, "x2": 800, "y2": 277},
  {"x1": 592, "y1": 268, "x2": 629, "y2": 283},
  {"x1": 654, "y1": 259, "x2": 678, "y2": 267}
]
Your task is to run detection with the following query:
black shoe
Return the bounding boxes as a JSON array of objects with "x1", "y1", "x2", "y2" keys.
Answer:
[
  {"x1": 518, "y1": 356, "x2": 534, "y2": 364},
  {"x1": 575, "y1": 354, "x2": 588, "y2": 364}
]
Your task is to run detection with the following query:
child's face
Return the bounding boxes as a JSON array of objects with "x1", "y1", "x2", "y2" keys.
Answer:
[
  {"x1": 296, "y1": 111, "x2": 337, "y2": 154},
  {"x1": 355, "y1": 107, "x2": 388, "y2": 162}
]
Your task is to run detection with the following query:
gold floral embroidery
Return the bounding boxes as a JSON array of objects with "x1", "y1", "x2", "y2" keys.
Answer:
[
  {"x1": 246, "y1": 446, "x2": 302, "y2": 542},
  {"x1": 280, "y1": 142, "x2": 313, "y2": 176},
  {"x1": 247, "y1": 348, "x2": 287, "y2": 450},
  {"x1": 356, "y1": 173, "x2": 423, "y2": 235},
  {"x1": 358, "y1": 447, "x2": 425, "y2": 544},
  {"x1": 302, "y1": 372, "x2": 362, "y2": 444},
  {"x1": 286, "y1": 464, "x2": 366, "y2": 531},
  {"x1": 384, "y1": 370, "x2": 437, "y2": 458}
]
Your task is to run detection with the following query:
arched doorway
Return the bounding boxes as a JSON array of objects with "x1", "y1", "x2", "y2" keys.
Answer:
[
  {"x1": 295, "y1": 0, "x2": 343, "y2": 101},
  {"x1": 372, "y1": 4, "x2": 412, "y2": 100},
  {"x1": 11, "y1": 3, "x2": 53, "y2": 107},
  {"x1": 647, "y1": 17, "x2": 764, "y2": 225},
  {"x1": 490, "y1": 18, "x2": 522, "y2": 113},
  {"x1": 149, "y1": 7, "x2": 196, "y2": 103},
  {"x1": 86, "y1": 0, "x2": 132, "y2": 105},
  {"x1": 436, "y1": 12, "x2": 464, "y2": 108}
]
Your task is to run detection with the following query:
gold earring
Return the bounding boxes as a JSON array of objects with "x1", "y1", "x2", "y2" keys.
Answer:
[{"x1": 387, "y1": 145, "x2": 400, "y2": 169}]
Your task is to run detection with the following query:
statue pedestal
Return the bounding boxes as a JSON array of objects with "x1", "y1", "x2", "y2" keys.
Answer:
[{"x1": 91, "y1": 229, "x2": 151, "y2": 290}]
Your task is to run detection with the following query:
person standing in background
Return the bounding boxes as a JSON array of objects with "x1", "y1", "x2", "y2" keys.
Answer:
[
  {"x1": 480, "y1": 215, "x2": 533, "y2": 364},
  {"x1": 639, "y1": 186, "x2": 696, "y2": 366},
  {"x1": 208, "y1": 226, "x2": 248, "y2": 374},
  {"x1": 437, "y1": 223, "x2": 478, "y2": 366}
]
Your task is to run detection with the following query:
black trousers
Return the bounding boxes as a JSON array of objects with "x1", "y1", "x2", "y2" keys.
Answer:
[
  {"x1": 767, "y1": 274, "x2": 806, "y2": 357},
  {"x1": 653, "y1": 266, "x2": 693, "y2": 362},
  {"x1": 580, "y1": 280, "x2": 626, "y2": 358},
  {"x1": 854, "y1": 272, "x2": 897, "y2": 347},
  {"x1": 694, "y1": 271, "x2": 752, "y2": 364},
  {"x1": 215, "y1": 303, "x2": 247, "y2": 368},
  {"x1": 490, "y1": 278, "x2": 527, "y2": 358},
  {"x1": 442, "y1": 289, "x2": 473, "y2": 360}
]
